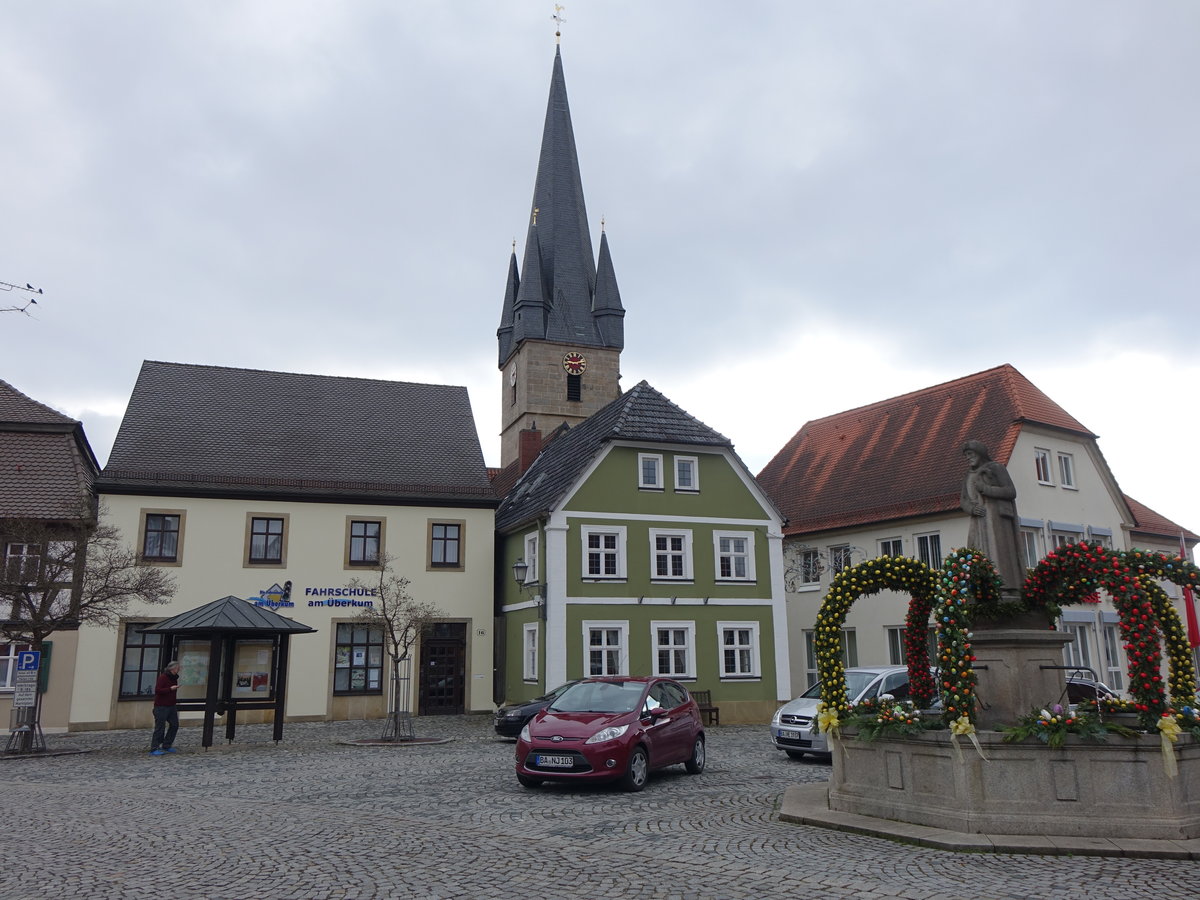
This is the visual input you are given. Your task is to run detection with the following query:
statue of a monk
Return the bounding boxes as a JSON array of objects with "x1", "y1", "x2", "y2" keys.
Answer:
[{"x1": 960, "y1": 440, "x2": 1025, "y2": 594}]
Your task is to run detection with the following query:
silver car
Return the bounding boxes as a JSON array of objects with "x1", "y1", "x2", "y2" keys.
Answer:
[{"x1": 771, "y1": 665, "x2": 921, "y2": 760}]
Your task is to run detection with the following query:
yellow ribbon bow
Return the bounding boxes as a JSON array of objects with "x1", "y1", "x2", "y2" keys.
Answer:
[
  {"x1": 949, "y1": 714, "x2": 988, "y2": 763},
  {"x1": 815, "y1": 701, "x2": 840, "y2": 740},
  {"x1": 1158, "y1": 715, "x2": 1181, "y2": 778}
]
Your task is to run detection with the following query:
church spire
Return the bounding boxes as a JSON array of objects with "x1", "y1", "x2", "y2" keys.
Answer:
[{"x1": 498, "y1": 45, "x2": 624, "y2": 366}]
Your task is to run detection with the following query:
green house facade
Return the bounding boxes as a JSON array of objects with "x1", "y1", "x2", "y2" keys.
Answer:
[{"x1": 497, "y1": 383, "x2": 790, "y2": 724}]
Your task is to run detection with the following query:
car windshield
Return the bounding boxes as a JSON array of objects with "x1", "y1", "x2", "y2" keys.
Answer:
[
  {"x1": 799, "y1": 670, "x2": 886, "y2": 701},
  {"x1": 549, "y1": 681, "x2": 645, "y2": 713},
  {"x1": 538, "y1": 681, "x2": 575, "y2": 702}
]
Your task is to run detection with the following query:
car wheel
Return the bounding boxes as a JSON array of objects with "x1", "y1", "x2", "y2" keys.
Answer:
[
  {"x1": 785, "y1": 749, "x2": 807, "y2": 761},
  {"x1": 684, "y1": 736, "x2": 705, "y2": 774},
  {"x1": 621, "y1": 746, "x2": 649, "y2": 792},
  {"x1": 516, "y1": 773, "x2": 543, "y2": 788}
]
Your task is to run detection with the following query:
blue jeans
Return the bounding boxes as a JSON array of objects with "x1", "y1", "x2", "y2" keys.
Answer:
[{"x1": 152, "y1": 706, "x2": 179, "y2": 751}]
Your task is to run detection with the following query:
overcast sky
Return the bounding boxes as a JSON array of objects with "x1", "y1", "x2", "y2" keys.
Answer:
[{"x1": 3, "y1": 1, "x2": 1197, "y2": 533}]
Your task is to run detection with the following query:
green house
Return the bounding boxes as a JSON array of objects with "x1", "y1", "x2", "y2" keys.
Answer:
[{"x1": 496, "y1": 382, "x2": 790, "y2": 724}]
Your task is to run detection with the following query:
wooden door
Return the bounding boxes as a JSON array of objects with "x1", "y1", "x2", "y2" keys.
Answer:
[{"x1": 418, "y1": 623, "x2": 466, "y2": 715}]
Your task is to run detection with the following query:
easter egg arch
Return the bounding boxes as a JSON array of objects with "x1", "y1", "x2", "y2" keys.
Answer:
[{"x1": 812, "y1": 556, "x2": 940, "y2": 715}]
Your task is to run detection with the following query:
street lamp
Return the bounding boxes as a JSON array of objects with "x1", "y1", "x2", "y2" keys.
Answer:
[{"x1": 511, "y1": 558, "x2": 546, "y2": 619}]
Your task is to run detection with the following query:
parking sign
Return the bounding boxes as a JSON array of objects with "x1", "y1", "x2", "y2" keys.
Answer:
[{"x1": 17, "y1": 650, "x2": 41, "y2": 671}]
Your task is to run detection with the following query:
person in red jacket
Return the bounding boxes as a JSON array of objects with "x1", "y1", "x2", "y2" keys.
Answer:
[{"x1": 150, "y1": 660, "x2": 181, "y2": 755}]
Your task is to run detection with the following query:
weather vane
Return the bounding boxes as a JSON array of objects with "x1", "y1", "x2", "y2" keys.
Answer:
[{"x1": 553, "y1": 5, "x2": 565, "y2": 43}]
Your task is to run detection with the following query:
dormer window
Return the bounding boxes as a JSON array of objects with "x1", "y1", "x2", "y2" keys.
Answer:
[{"x1": 638, "y1": 453, "x2": 663, "y2": 490}]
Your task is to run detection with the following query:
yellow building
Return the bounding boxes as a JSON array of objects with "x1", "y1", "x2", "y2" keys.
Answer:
[{"x1": 70, "y1": 361, "x2": 497, "y2": 732}]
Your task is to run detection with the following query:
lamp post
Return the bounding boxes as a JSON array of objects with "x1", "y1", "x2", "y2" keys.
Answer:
[{"x1": 512, "y1": 558, "x2": 546, "y2": 620}]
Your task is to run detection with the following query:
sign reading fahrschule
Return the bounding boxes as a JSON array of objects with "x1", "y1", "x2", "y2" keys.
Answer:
[{"x1": 305, "y1": 587, "x2": 377, "y2": 608}]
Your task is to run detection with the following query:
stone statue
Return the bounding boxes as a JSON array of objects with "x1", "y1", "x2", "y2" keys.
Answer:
[{"x1": 960, "y1": 440, "x2": 1025, "y2": 594}]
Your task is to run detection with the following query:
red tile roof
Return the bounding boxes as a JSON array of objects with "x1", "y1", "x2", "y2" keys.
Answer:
[
  {"x1": 1124, "y1": 495, "x2": 1198, "y2": 543},
  {"x1": 757, "y1": 364, "x2": 1095, "y2": 536}
]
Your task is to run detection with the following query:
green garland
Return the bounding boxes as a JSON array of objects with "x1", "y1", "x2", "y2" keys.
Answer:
[{"x1": 934, "y1": 549, "x2": 1000, "y2": 724}]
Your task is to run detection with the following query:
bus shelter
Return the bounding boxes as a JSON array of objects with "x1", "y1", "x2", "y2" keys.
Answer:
[{"x1": 143, "y1": 596, "x2": 316, "y2": 748}]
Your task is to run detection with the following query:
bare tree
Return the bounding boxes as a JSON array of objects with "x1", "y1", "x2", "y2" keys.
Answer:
[
  {"x1": 348, "y1": 553, "x2": 442, "y2": 741},
  {"x1": 1, "y1": 508, "x2": 176, "y2": 751},
  {"x1": 1, "y1": 516, "x2": 177, "y2": 649}
]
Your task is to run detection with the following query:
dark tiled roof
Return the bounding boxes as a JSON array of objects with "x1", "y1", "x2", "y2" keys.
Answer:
[
  {"x1": 0, "y1": 431, "x2": 94, "y2": 518},
  {"x1": 98, "y1": 361, "x2": 495, "y2": 504},
  {"x1": 0, "y1": 379, "x2": 97, "y2": 520},
  {"x1": 144, "y1": 595, "x2": 317, "y2": 634},
  {"x1": 757, "y1": 364, "x2": 1096, "y2": 536},
  {"x1": 0, "y1": 379, "x2": 76, "y2": 424},
  {"x1": 1124, "y1": 495, "x2": 1198, "y2": 543},
  {"x1": 497, "y1": 381, "x2": 730, "y2": 531}
]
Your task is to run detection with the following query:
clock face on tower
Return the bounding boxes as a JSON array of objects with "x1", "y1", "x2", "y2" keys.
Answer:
[{"x1": 562, "y1": 352, "x2": 587, "y2": 375}]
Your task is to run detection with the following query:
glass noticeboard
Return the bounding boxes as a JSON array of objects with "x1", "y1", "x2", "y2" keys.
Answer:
[
  {"x1": 177, "y1": 640, "x2": 211, "y2": 701},
  {"x1": 232, "y1": 640, "x2": 275, "y2": 698}
]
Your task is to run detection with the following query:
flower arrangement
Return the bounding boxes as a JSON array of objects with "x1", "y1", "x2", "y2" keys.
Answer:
[
  {"x1": 844, "y1": 695, "x2": 929, "y2": 741},
  {"x1": 1002, "y1": 704, "x2": 1136, "y2": 749},
  {"x1": 1074, "y1": 695, "x2": 1139, "y2": 717},
  {"x1": 1171, "y1": 706, "x2": 1200, "y2": 739}
]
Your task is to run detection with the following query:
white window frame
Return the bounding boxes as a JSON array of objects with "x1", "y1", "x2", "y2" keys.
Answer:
[
  {"x1": 915, "y1": 532, "x2": 943, "y2": 569},
  {"x1": 638, "y1": 453, "x2": 663, "y2": 490},
  {"x1": 1019, "y1": 528, "x2": 1043, "y2": 569},
  {"x1": 651, "y1": 620, "x2": 696, "y2": 679},
  {"x1": 3, "y1": 542, "x2": 40, "y2": 583},
  {"x1": 1102, "y1": 622, "x2": 1125, "y2": 690},
  {"x1": 580, "y1": 525, "x2": 627, "y2": 580},
  {"x1": 1052, "y1": 529, "x2": 1083, "y2": 550},
  {"x1": 583, "y1": 620, "x2": 629, "y2": 677},
  {"x1": 829, "y1": 544, "x2": 852, "y2": 574},
  {"x1": 522, "y1": 622, "x2": 539, "y2": 682},
  {"x1": 1, "y1": 641, "x2": 33, "y2": 690},
  {"x1": 804, "y1": 628, "x2": 858, "y2": 688},
  {"x1": 674, "y1": 456, "x2": 699, "y2": 493},
  {"x1": 1057, "y1": 452, "x2": 1076, "y2": 489},
  {"x1": 798, "y1": 547, "x2": 821, "y2": 587},
  {"x1": 878, "y1": 537, "x2": 903, "y2": 557},
  {"x1": 523, "y1": 531, "x2": 539, "y2": 584},
  {"x1": 1062, "y1": 622, "x2": 1094, "y2": 671},
  {"x1": 1034, "y1": 447, "x2": 1054, "y2": 485},
  {"x1": 718, "y1": 621, "x2": 761, "y2": 679},
  {"x1": 649, "y1": 528, "x2": 693, "y2": 581},
  {"x1": 713, "y1": 530, "x2": 755, "y2": 582}
]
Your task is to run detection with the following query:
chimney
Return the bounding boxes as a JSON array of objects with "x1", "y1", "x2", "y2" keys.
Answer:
[{"x1": 519, "y1": 422, "x2": 543, "y2": 474}]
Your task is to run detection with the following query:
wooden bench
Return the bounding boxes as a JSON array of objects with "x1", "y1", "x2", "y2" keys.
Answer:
[{"x1": 691, "y1": 689, "x2": 720, "y2": 726}]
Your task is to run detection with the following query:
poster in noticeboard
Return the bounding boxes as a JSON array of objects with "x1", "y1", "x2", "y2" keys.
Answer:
[
  {"x1": 232, "y1": 640, "x2": 274, "y2": 697},
  {"x1": 177, "y1": 640, "x2": 211, "y2": 700}
]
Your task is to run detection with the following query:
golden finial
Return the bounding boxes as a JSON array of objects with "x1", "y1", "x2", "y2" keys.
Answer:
[
  {"x1": 600, "y1": 215, "x2": 605, "y2": 233},
  {"x1": 512, "y1": 238, "x2": 517, "y2": 253},
  {"x1": 532, "y1": 207, "x2": 539, "y2": 226},
  {"x1": 553, "y1": 5, "x2": 565, "y2": 43}
]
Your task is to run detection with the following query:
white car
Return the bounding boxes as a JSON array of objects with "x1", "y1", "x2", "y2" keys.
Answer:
[{"x1": 771, "y1": 665, "x2": 924, "y2": 760}]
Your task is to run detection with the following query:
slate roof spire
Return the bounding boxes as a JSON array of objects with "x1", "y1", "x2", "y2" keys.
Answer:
[{"x1": 498, "y1": 46, "x2": 625, "y2": 365}]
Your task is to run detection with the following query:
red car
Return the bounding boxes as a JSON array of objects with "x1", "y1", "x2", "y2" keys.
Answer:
[{"x1": 514, "y1": 676, "x2": 706, "y2": 792}]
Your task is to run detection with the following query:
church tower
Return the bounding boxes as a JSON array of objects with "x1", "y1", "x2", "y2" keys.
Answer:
[{"x1": 496, "y1": 45, "x2": 625, "y2": 469}]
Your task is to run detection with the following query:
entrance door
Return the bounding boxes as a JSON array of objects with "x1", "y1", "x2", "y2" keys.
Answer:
[{"x1": 418, "y1": 623, "x2": 466, "y2": 715}]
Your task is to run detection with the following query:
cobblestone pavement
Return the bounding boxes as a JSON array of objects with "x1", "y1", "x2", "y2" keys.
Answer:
[{"x1": 0, "y1": 716, "x2": 1189, "y2": 899}]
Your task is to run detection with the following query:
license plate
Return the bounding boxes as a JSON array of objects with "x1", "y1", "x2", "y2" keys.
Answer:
[
  {"x1": 536, "y1": 754, "x2": 574, "y2": 768},
  {"x1": 780, "y1": 729, "x2": 801, "y2": 740}
]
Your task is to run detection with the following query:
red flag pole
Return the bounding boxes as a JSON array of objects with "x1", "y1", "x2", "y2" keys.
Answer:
[{"x1": 1181, "y1": 533, "x2": 1200, "y2": 651}]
